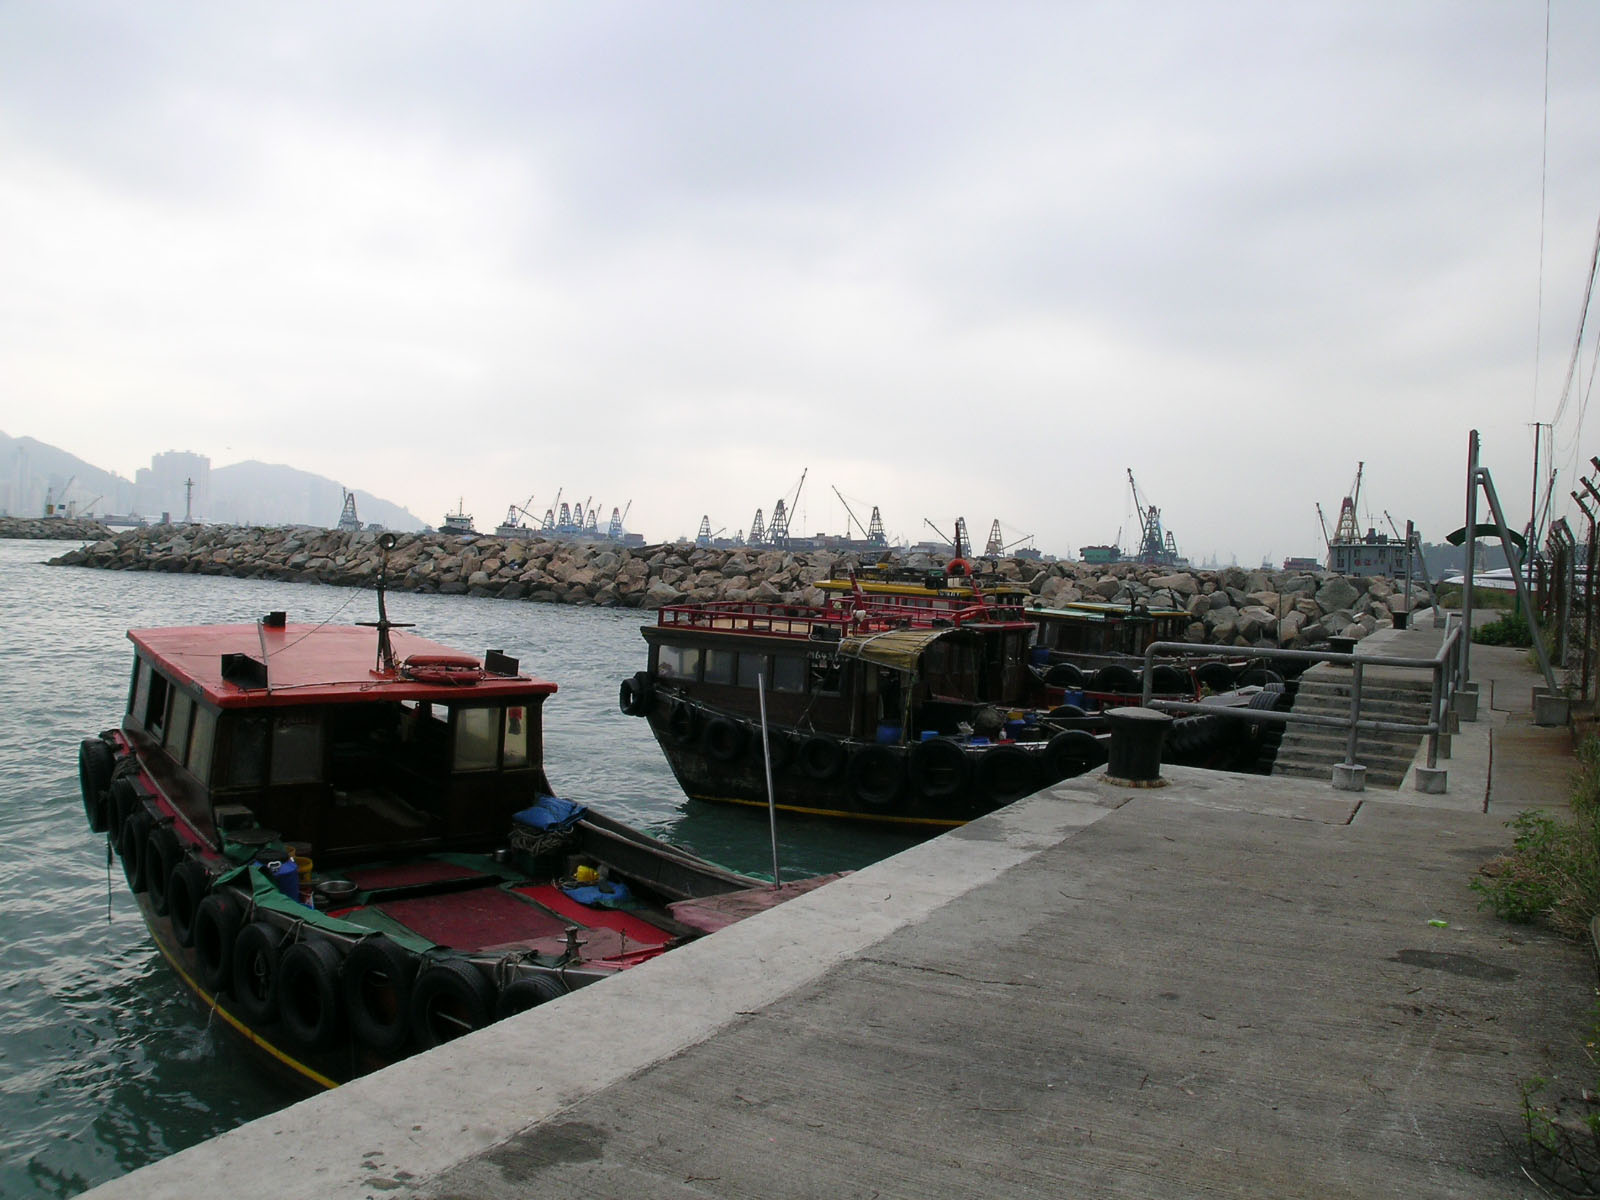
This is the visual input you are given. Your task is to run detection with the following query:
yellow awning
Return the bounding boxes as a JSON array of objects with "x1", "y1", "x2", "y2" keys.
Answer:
[{"x1": 838, "y1": 626, "x2": 957, "y2": 673}]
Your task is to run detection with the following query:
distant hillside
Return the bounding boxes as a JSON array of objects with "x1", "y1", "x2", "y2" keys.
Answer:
[
  {"x1": 210, "y1": 461, "x2": 424, "y2": 530},
  {"x1": 0, "y1": 432, "x2": 137, "y2": 518},
  {"x1": 0, "y1": 432, "x2": 423, "y2": 530}
]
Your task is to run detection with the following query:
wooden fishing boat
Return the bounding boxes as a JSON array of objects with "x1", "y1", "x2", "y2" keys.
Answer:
[
  {"x1": 620, "y1": 593, "x2": 1109, "y2": 827},
  {"x1": 76, "y1": 536, "x2": 833, "y2": 1091}
]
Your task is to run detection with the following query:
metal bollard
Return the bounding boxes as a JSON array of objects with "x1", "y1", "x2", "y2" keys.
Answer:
[{"x1": 1103, "y1": 707, "x2": 1173, "y2": 787}]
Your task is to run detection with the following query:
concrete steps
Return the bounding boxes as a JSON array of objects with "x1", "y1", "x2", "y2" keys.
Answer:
[{"x1": 1269, "y1": 670, "x2": 1435, "y2": 789}]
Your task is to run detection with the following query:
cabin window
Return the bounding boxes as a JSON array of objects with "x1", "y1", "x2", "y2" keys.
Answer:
[
  {"x1": 227, "y1": 716, "x2": 269, "y2": 787},
  {"x1": 145, "y1": 671, "x2": 171, "y2": 739},
  {"x1": 454, "y1": 706, "x2": 500, "y2": 772},
  {"x1": 773, "y1": 654, "x2": 807, "y2": 693},
  {"x1": 703, "y1": 649, "x2": 736, "y2": 686},
  {"x1": 270, "y1": 714, "x2": 323, "y2": 785},
  {"x1": 656, "y1": 645, "x2": 700, "y2": 682},
  {"x1": 188, "y1": 705, "x2": 217, "y2": 783},
  {"x1": 737, "y1": 652, "x2": 766, "y2": 689},
  {"x1": 503, "y1": 706, "x2": 530, "y2": 768},
  {"x1": 807, "y1": 653, "x2": 840, "y2": 695},
  {"x1": 130, "y1": 659, "x2": 151, "y2": 723},
  {"x1": 164, "y1": 689, "x2": 194, "y2": 759}
]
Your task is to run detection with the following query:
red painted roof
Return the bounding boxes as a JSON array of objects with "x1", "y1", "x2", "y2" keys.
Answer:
[{"x1": 128, "y1": 622, "x2": 557, "y2": 708}]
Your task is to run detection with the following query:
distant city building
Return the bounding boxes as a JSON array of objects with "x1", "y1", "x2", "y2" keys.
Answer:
[{"x1": 136, "y1": 450, "x2": 210, "y2": 522}]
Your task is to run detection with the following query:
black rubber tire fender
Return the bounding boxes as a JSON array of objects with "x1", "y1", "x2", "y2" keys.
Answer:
[
  {"x1": 279, "y1": 939, "x2": 346, "y2": 1052},
  {"x1": 119, "y1": 812, "x2": 152, "y2": 893},
  {"x1": 1043, "y1": 662, "x2": 1086, "y2": 689},
  {"x1": 618, "y1": 671, "x2": 655, "y2": 717},
  {"x1": 974, "y1": 745, "x2": 1038, "y2": 806},
  {"x1": 665, "y1": 698, "x2": 698, "y2": 745},
  {"x1": 1092, "y1": 665, "x2": 1140, "y2": 694},
  {"x1": 1149, "y1": 665, "x2": 1191, "y2": 695},
  {"x1": 107, "y1": 776, "x2": 138, "y2": 841},
  {"x1": 166, "y1": 859, "x2": 210, "y2": 948},
  {"x1": 907, "y1": 737, "x2": 970, "y2": 802},
  {"x1": 1196, "y1": 662, "x2": 1236, "y2": 692},
  {"x1": 231, "y1": 921, "x2": 285, "y2": 1025},
  {"x1": 701, "y1": 716, "x2": 748, "y2": 763},
  {"x1": 342, "y1": 935, "x2": 420, "y2": 1055},
  {"x1": 1238, "y1": 668, "x2": 1284, "y2": 688},
  {"x1": 145, "y1": 825, "x2": 182, "y2": 917},
  {"x1": 79, "y1": 738, "x2": 115, "y2": 833},
  {"x1": 747, "y1": 725, "x2": 792, "y2": 772},
  {"x1": 411, "y1": 958, "x2": 497, "y2": 1048},
  {"x1": 847, "y1": 744, "x2": 906, "y2": 810},
  {"x1": 1045, "y1": 730, "x2": 1106, "y2": 780},
  {"x1": 796, "y1": 734, "x2": 847, "y2": 782},
  {"x1": 193, "y1": 890, "x2": 244, "y2": 994},
  {"x1": 496, "y1": 973, "x2": 568, "y2": 1020}
]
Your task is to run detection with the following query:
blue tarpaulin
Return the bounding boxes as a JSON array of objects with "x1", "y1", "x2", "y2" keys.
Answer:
[{"x1": 513, "y1": 795, "x2": 587, "y2": 831}]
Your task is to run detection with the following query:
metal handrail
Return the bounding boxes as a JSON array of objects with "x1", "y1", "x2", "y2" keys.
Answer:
[{"x1": 1137, "y1": 623, "x2": 1464, "y2": 776}]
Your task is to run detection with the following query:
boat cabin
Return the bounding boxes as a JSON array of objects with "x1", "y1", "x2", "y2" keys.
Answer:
[
  {"x1": 642, "y1": 600, "x2": 1040, "y2": 741},
  {"x1": 1027, "y1": 601, "x2": 1191, "y2": 660},
  {"x1": 122, "y1": 615, "x2": 556, "y2": 866}
]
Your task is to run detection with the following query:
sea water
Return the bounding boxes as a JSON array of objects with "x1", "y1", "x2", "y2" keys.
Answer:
[{"x1": 0, "y1": 538, "x2": 923, "y2": 1198}]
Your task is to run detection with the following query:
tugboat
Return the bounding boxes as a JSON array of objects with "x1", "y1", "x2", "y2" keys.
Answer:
[
  {"x1": 441, "y1": 499, "x2": 477, "y2": 537},
  {"x1": 77, "y1": 534, "x2": 834, "y2": 1090},
  {"x1": 619, "y1": 588, "x2": 1109, "y2": 828}
]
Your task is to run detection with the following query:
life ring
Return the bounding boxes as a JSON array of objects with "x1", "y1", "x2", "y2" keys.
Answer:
[
  {"x1": 342, "y1": 935, "x2": 420, "y2": 1055},
  {"x1": 908, "y1": 737, "x2": 970, "y2": 802},
  {"x1": 848, "y1": 744, "x2": 906, "y2": 810},
  {"x1": 231, "y1": 921, "x2": 286, "y2": 1025},
  {"x1": 974, "y1": 745, "x2": 1038, "y2": 806},
  {"x1": 618, "y1": 671, "x2": 655, "y2": 717},
  {"x1": 79, "y1": 738, "x2": 115, "y2": 833},
  {"x1": 701, "y1": 717, "x2": 748, "y2": 763},
  {"x1": 278, "y1": 939, "x2": 346, "y2": 1051},
  {"x1": 1045, "y1": 730, "x2": 1106, "y2": 780},
  {"x1": 402, "y1": 654, "x2": 485, "y2": 686},
  {"x1": 796, "y1": 734, "x2": 847, "y2": 782},
  {"x1": 194, "y1": 891, "x2": 244, "y2": 994},
  {"x1": 946, "y1": 557, "x2": 974, "y2": 577},
  {"x1": 119, "y1": 812, "x2": 152, "y2": 893},
  {"x1": 166, "y1": 859, "x2": 210, "y2": 948},
  {"x1": 666, "y1": 698, "x2": 698, "y2": 745},
  {"x1": 145, "y1": 825, "x2": 182, "y2": 917},
  {"x1": 496, "y1": 973, "x2": 568, "y2": 1019},
  {"x1": 410, "y1": 958, "x2": 497, "y2": 1048}
]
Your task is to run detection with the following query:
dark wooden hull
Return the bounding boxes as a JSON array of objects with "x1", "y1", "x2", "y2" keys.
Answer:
[{"x1": 642, "y1": 695, "x2": 1106, "y2": 827}]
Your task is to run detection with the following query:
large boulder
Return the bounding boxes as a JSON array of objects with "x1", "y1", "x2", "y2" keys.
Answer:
[{"x1": 1315, "y1": 576, "x2": 1361, "y2": 613}]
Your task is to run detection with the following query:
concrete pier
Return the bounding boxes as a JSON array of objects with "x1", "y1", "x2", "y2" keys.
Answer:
[{"x1": 82, "y1": 625, "x2": 1593, "y2": 1199}]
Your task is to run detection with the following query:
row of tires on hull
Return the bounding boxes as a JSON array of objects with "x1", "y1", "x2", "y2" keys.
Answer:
[
  {"x1": 79, "y1": 735, "x2": 567, "y2": 1064},
  {"x1": 1039, "y1": 660, "x2": 1286, "y2": 695},
  {"x1": 621, "y1": 675, "x2": 1110, "y2": 813}
]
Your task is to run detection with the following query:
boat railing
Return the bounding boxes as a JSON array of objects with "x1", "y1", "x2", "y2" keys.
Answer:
[
  {"x1": 1135, "y1": 621, "x2": 1467, "y2": 793},
  {"x1": 657, "y1": 597, "x2": 1030, "y2": 638}
]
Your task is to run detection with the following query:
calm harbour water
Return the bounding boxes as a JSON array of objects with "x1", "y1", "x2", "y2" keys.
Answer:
[{"x1": 0, "y1": 538, "x2": 924, "y2": 1198}]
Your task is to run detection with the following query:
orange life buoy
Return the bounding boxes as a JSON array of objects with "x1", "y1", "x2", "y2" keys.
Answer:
[{"x1": 402, "y1": 654, "x2": 485, "y2": 685}]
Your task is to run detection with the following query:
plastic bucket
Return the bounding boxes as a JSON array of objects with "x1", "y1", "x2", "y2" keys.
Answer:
[
  {"x1": 262, "y1": 859, "x2": 299, "y2": 900},
  {"x1": 876, "y1": 723, "x2": 902, "y2": 744}
]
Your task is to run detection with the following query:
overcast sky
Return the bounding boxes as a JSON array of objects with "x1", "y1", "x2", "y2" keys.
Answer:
[{"x1": 4, "y1": 3, "x2": 1598, "y2": 564}]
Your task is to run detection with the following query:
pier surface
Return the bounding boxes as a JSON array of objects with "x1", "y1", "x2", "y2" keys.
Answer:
[{"x1": 83, "y1": 620, "x2": 1594, "y2": 1199}]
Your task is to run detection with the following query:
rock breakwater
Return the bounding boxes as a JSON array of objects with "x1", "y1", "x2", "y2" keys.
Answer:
[
  {"x1": 48, "y1": 524, "x2": 1428, "y2": 649},
  {"x1": 2, "y1": 516, "x2": 114, "y2": 540}
]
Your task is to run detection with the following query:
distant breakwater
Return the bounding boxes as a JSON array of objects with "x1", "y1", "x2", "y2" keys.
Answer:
[
  {"x1": 46, "y1": 524, "x2": 1425, "y2": 649},
  {"x1": 1, "y1": 516, "x2": 113, "y2": 540}
]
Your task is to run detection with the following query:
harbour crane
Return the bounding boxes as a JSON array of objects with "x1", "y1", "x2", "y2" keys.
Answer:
[
  {"x1": 923, "y1": 517, "x2": 972, "y2": 560},
  {"x1": 1332, "y1": 463, "x2": 1363, "y2": 543},
  {"x1": 44, "y1": 475, "x2": 76, "y2": 517},
  {"x1": 765, "y1": 469, "x2": 807, "y2": 547},
  {"x1": 831, "y1": 485, "x2": 875, "y2": 543},
  {"x1": 1127, "y1": 469, "x2": 1179, "y2": 564}
]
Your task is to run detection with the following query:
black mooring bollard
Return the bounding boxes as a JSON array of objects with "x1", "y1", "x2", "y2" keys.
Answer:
[{"x1": 1103, "y1": 706, "x2": 1173, "y2": 787}]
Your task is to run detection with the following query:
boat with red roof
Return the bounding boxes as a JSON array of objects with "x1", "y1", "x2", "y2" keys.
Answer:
[{"x1": 77, "y1": 533, "x2": 834, "y2": 1090}]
